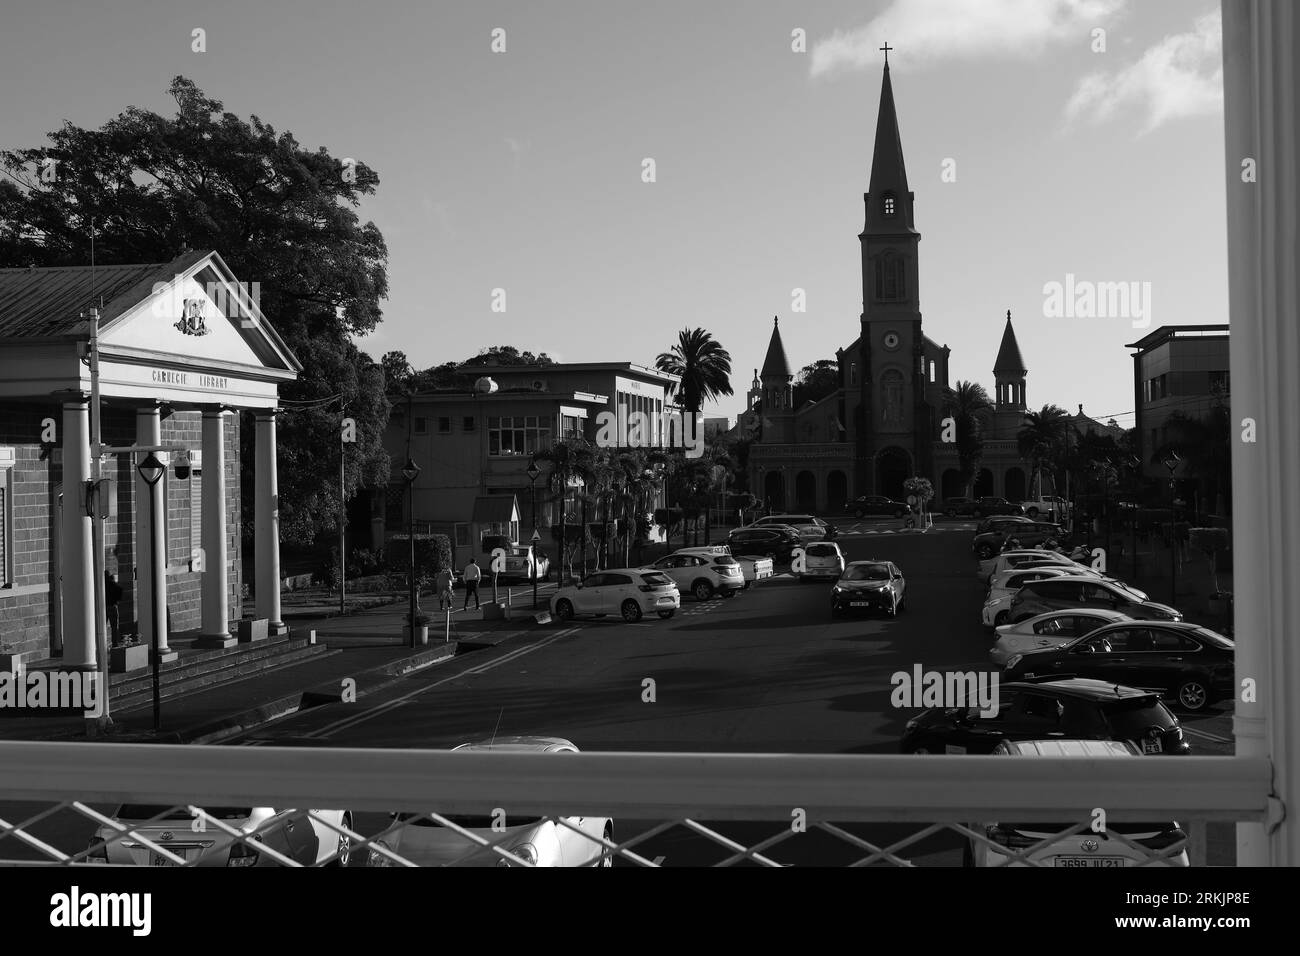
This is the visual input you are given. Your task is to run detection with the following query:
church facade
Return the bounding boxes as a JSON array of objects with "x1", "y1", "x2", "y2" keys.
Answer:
[{"x1": 745, "y1": 62, "x2": 1037, "y2": 513}]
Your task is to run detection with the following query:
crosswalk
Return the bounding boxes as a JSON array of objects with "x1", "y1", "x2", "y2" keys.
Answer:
[{"x1": 679, "y1": 598, "x2": 727, "y2": 617}]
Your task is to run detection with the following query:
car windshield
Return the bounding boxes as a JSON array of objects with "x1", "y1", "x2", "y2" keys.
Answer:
[
  {"x1": 845, "y1": 564, "x2": 890, "y2": 581},
  {"x1": 1104, "y1": 698, "x2": 1178, "y2": 736},
  {"x1": 712, "y1": 556, "x2": 738, "y2": 566},
  {"x1": 807, "y1": 545, "x2": 837, "y2": 557},
  {"x1": 639, "y1": 572, "x2": 674, "y2": 587},
  {"x1": 118, "y1": 805, "x2": 252, "y2": 820},
  {"x1": 395, "y1": 813, "x2": 543, "y2": 828}
]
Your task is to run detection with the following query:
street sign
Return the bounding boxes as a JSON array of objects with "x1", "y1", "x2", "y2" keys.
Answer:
[{"x1": 531, "y1": 529, "x2": 541, "y2": 542}]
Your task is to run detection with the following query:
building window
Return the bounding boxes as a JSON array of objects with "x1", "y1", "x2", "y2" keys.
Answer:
[
  {"x1": 454, "y1": 523, "x2": 470, "y2": 548},
  {"x1": 414, "y1": 416, "x2": 427, "y2": 434},
  {"x1": 489, "y1": 416, "x2": 553, "y2": 456},
  {"x1": 928, "y1": 360, "x2": 935, "y2": 383},
  {"x1": 850, "y1": 362, "x2": 857, "y2": 387},
  {"x1": 884, "y1": 195, "x2": 896, "y2": 216},
  {"x1": 463, "y1": 415, "x2": 476, "y2": 432},
  {"x1": 437, "y1": 417, "x2": 452, "y2": 433},
  {"x1": 560, "y1": 414, "x2": 580, "y2": 440}
]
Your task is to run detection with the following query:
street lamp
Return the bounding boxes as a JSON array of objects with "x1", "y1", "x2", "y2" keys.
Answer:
[
  {"x1": 1162, "y1": 451, "x2": 1181, "y2": 604},
  {"x1": 401, "y1": 457, "x2": 421, "y2": 648},
  {"x1": 526, "y1": 458, "x2": 540, "y2": 608},
  {"x1": 1125, "y1": 454, "x2": 1141, "y2": 583},
  {"x1": 136, "y1": 452, "x2": 166, "y2": 732}
]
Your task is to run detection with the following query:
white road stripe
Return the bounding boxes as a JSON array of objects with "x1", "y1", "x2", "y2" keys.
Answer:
[
  {"x1": 302, "y1": 626, "x2": 581, "y2": 739},
  {"x1": 1183, "y1": 726, "x2": 1231, "y2": 743}
]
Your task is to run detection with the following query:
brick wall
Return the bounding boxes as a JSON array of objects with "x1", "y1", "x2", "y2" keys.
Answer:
[{"x1": 0, "y1": 402, "x2": 56, "y2": 658}]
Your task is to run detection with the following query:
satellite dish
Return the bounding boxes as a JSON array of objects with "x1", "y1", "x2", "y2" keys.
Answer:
[{"x1": 474, "y1": 376, "x2": 498, "y2": 394}]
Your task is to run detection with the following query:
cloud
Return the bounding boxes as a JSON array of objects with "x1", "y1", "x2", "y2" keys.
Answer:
[
  {"x1": 1064, "y1": 9, "x2": 1222, "y2": 133},
  {"x1": 810, "y1": 0, "x2": 1126, "y2": 76}
]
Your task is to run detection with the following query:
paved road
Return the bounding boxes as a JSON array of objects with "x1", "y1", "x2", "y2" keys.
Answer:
[{"x1": 0, "y1": 517, "x2": 1235, "y2": 865}]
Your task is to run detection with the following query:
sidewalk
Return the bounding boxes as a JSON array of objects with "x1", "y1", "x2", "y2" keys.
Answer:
[{"x1": 0, "y1": 592, "x2": 549, "y2": 745}]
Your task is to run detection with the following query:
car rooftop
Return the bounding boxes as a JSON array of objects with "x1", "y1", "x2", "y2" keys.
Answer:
[
  {"x1": 453, "y1": 735, "x2": 576, "y2": 752},
  {"x1": 1004, "y1": 677, "x2": 1160, "y2": 700},
  {"x1": 998, "y1": 739, "x2": 1140, "y2": 757}
]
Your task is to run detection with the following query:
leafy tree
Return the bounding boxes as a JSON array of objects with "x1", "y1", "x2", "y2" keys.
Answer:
[
  {"x1": 462, "y1": 346, "x2": 556, "y2": 366},
  {"x1": 654, "y1": 328, "x2": 734, "y2": 413},
  {"x1": 1017, "y1": 405, "x2": 1072, "y2": 501},
  {"x1": 942, "y1": 381, "x2": 992, "y2": 496},
  {"x1": 793, "y1": 359, "x2": 839, "y2": 407},
  {"x1": 1153, "y1": 383, "x2": 1231, "y2": 515},
  {"x1": 0, "y1": 76, "x2": 389, "y2": 546}
]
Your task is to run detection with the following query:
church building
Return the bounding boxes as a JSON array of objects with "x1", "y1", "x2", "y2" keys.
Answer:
[{"x1": 745, "y1": 59, "x2": 1038, "y2": 511}]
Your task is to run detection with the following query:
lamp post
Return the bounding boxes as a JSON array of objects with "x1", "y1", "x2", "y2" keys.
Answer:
[
  {"x1": 136, "y1": 453, "x2": 166, "y2": 732},
  {"x1": 527, "y1": 459, "x2": 540, "y2": 608},
  {"x1": 1163, "y1": 451, "x2": 1181, "y2": 604},
  {"x1": 1125, "y1": 454, "x2": 1141, "y2": 583},
  {"x1": 401, "y1": 457, "x2": 421, "y2": 648}
]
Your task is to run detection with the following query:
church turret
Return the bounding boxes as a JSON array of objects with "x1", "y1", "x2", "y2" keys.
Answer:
[
  {"x1": 759, "y1": 316, "x2": 795, "y2": 442},
  {"x1": 993, "y1": 310, "x2": 1027, "y2": 412}
]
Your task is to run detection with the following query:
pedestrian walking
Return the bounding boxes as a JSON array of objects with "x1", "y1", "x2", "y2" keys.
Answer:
[
  {"x1": 434, "y1": 566, "x2": 454, "y2": 611},
  {"x1": 104, "y1": 570, "x2": 123, "y2": 647},
  {"x1": 462, "y1": 557, "x2": 482, "y2": 610}
]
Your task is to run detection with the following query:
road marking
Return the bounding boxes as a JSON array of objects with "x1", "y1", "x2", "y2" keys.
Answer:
[
  {"x1": 301, "y1": 626, "x2": 582, "y2": 739},
  {"x1": 653, "y1": 855, "x2": 666, "y2": 866},
  {"x1": 1183, "y1": 726, "x2": 1231, "y2": 743}
]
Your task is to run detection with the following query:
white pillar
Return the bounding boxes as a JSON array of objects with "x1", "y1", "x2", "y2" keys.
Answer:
[
  {"x1": 133, "y1": 406, "x2": 170, "y2": 652},
  {"x1": 1223, "y1": 0, "x2": 1299, "y2": 866},
  {"x1": 254, "y1": 411, "x2": 285, "y2": 634},
  {"x1": 60, "y1": 399, "x2": 95, "y2": 668},
  {"x1": 198, "y1": 408, "x2": 235, "y2": 647}
]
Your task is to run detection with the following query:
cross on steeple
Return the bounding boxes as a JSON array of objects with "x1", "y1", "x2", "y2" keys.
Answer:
[{"x1": 879, "y1": 42, "x2": 893, "y2": 65}]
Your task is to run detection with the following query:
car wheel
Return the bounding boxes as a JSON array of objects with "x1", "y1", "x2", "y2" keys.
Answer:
[
  {"x1": 597, "y1": 824, "x2": 615, "y2": 867},
  {"x1": 621, "y1": 599, "x2": 643, "y2": 623},
  {"x1": 976, "y1": 545, "x2": 996, "y2": 560},
  {"x1": 692, "y1": 580, "x2": 715, "y2": 601},
  {"x1": 657, "y1": 609, "x2": 675, "y2": 619},
  {"x1": 328, "y1": 812, "x2": 353, "y2": 867},
  {"x1": 555, "y1": 599, "x2": 574, "y2": 622},
  {"x1": 855, "y1": 509, "x2": 866, "y2": 519},
  {"x1": 1026, "y1": 507, "x2": 1039, "y2": 518},
  {"x1": 1176, "y1": 679, "x2": 1210, "y2": 712}
]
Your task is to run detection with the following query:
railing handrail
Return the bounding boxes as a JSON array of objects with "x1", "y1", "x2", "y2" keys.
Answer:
[{"x1": 0, "y1": 742, "x2": 1271, "y2": 821}]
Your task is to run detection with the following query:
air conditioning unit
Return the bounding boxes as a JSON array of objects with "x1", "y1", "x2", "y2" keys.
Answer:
[{"x1": 531, "y1": 379, "x2": 548, "y2": 392}]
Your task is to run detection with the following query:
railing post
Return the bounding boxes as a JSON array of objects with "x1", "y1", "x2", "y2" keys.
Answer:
[{"x1": 1222, "y1": 0, "x2": 1299, "y2": 866}]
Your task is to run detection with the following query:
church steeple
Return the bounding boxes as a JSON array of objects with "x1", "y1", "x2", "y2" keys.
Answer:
[
  {"x1": 862, "y1": 61, "x2": 916, "y2": 236},
  {"x1": 760, "y1": 316, "x2": 794, "y2": 414},
  {"x1": 993, "y1": 310, "x2": 1027, "y2": 412}
]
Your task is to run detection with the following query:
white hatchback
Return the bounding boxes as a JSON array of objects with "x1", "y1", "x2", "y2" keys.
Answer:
[
  {"x1": 965, "y1": 739, "x2": 1190, "y2": 867},
  {"x1": 982, "y1": 567, "x2": 1081, "y2": 627},
  {"x1": 550, "y1": 568, "x2": 680, "y2": 623},
  {"x1": 651, "y1": 550, "x2": 744, "y2": 600},
  {"x1": 368, "y1": 737, "x2": 613, "y2": 867},
  {"x1": 796, "y1": 541, "x2": 846, "y2": 582}
]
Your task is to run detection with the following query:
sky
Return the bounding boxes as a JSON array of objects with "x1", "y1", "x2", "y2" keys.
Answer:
[{"x1": 0, "y1": 0, "x2": 1227, "y2": 429}]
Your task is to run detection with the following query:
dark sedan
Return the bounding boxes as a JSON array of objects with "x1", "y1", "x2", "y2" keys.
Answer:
[
  {"x1": 831, "y1": 560, "x2": 906, "y2": 617},
  {"x1": 969, "y1": 497, "x2": 1026, "y2": 518},
  {"x1": 727, "y1": 526, "x2": 801, "y2": 562},
  {"x1": 899, "y1": 677, "x2": 1190, "y2": 756},
  {"x1": 845, "y1": 495, "x2": 909, "y2": 519},
  {"x1": 1002, "y1": 622, "x2": 1234, "y2": 713},
  {"x1": 972, "y1": 521, "x2": 1064, "y2": 559}
]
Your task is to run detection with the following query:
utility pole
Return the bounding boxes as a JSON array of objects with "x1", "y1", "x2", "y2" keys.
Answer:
[{"x1": 86, "y1": 308, "x2": 112, "y2": 731}]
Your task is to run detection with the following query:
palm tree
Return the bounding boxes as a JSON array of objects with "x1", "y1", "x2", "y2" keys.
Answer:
[
  {"x1": 1017, "y1": 405, "x2": 1072, "y2": 499},
  {"x1": 655, "y1": 328, "x2": 735, "y2": 413},
  {"x1": 534, "y1": 437, "x2": 598, "y2": 580},
  {"x1": 942, "y1": 381, "x2": 993, "y2": 496}
]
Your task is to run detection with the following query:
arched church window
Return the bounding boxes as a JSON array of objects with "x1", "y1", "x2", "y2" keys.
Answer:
[
  {"x1": 880, "y1": 370, "x2": 905, "y2": 425},
  {"x1": 884, "y1": 195, "x2": 896, "y2": 216}
]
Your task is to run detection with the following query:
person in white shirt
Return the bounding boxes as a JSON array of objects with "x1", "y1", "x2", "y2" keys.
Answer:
[{"x1": 462, "y1": 557, "x2": 482, "y2": 610}]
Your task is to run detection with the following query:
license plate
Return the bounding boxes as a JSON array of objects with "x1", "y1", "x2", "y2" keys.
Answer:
[
  {"x1": 1142, "y1": 738, "x2": 1164, "y2": 754},
  {"x1": 150, "y1": 851, "x2": 186, "y2": 866},
  {"x1": 850, "y1": 601, "x2": 871, "y2": 607},
  {"x1": 1054, "y1": 857, "x2": 1125, "y2": 867}
]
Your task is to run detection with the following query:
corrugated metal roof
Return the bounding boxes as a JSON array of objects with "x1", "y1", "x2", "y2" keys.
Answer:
[{"x1": 0, "y1": 250, "x2": 208, "y2": 339}]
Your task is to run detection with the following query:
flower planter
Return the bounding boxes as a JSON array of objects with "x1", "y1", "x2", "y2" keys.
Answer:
[
  {"x1": 403, "y1": 625, "x2": 429, "y2": 645},
  {"x1": 109, "y1": 643, "x2": 150, "y2": 674},
  {"x1": 0, "y1": 652, "x2": 23, "y2": 674},
  {"x1": 237, "y1": 618, "x2": 270, "y2": 643}
]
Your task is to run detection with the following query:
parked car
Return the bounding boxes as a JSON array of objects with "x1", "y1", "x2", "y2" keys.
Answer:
[
  {"x1": 971, "y1": 521, "x2": 1063, "y2": 559},
  {"x1": 943, "y1": 496, "x2": 974, "y2": 517},
  {"x1": 1002, "y1": 622, "x2": 1235, "y2": 713},
  {"x1": 845, "y1": 495, "x2": 908, "y2": 518},
  {"x1": 750, "y1": 514, "x2": 836, "y2": 542},
  {"x1": 1018, "y1": 495, "x2": 1070, "y2": 521},
  {"x1": 1008, "y1": 576, "x2": 1181, "y2": 624},
  {"x1": 982, "y1": 567, "x2": 1082, "y2": 627},
  {"x1": 978, "y1": 550, "x2": 1088, "y2": 584},
  {"x1": 964, "y1": 739, "x2": 1189, "y2": 868},
  {"x1": 974, "y1": 514, "x2": 1035, "y2": 536},
  {"x1": 797, "y1": 541, "x2": 846, "y2": 582},
  {"x1": 990, "y1": 609, "x2": 1134, "y2": 666},
  {"x1": 969, "y1": 496, "x2": 1026, "y2": 518},
  {"x1": 88, "y1": 805, "x2": 353, "y2": 867},
  {"x1": 651, "y1": 550, "x2": 744, "y2": 600},
  {"x1": 550, "y1": 568, "x2": 680, "y2": 622},
  {"x1": 368, "y1": 737, "x2": 612, "y2": 867},
  {"x1": 727, "y1": 525, "x2": 801, "y2": 561},
  {"x1": 899, "y1": 677, "x2": 1190, "y2": 755},
  {"x1": 675, "y1": 544, "x2": 772, "y2": 589},
  {"x1": 831, "y1": 560, "x2": 906, "y2": 617},
  {"x1": 494, "y1": 544, "x2": 550, "y2": 583}
]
